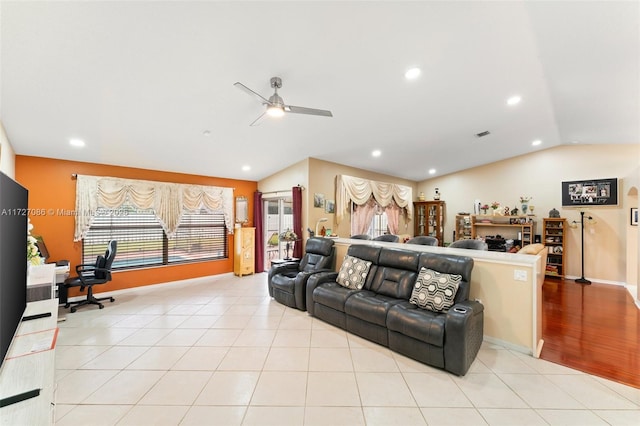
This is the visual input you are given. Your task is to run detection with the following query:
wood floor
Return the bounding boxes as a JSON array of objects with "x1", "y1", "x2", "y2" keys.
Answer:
[{"x1": 540, "y1": 277, "x2": 640, "y2": 389}]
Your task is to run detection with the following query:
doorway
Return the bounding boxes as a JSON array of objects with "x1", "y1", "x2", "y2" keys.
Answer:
[{"x1": 263, "y1": 196, "x2": 294, "y2": 271}]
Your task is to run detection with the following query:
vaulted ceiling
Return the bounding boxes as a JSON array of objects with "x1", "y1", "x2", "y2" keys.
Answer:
[{"x1": 2, "y1": 1, "x2": 638, "y2": 182}]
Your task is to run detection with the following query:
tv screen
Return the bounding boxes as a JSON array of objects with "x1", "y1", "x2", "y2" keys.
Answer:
[
  {"x1": 0, "y1": 172, "x2": 28, "y2": 370},
  {"x1": 561, "y1": 178, "x2": 618, "y2": 207}
]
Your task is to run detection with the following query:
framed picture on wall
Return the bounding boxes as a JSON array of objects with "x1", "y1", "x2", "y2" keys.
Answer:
[
  {"x1": 561, "y1": 177, "x2": 618, "y2": 207},
  {"x1": 314, "y1": 193, "x2": 325, "y2": 208},
  {"x1": 325, "y1": 200, "x2": 335, "y2": 214},
  {"x1": 632, "y1": 208, "x2": 638, "y2": 226}
]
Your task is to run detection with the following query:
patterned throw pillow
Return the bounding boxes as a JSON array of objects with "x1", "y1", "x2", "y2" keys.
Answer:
[
  {"x1": 410, "y1": 267, "x2": 461, "y2": 312},
  {"x1": 336, "y1": 255, "x2": 372, "y2": 290}
]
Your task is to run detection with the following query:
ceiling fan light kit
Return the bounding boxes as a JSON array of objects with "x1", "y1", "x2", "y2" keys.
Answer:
[{"x1": 234, "y1": 76, "x2": 333, "y2": 126}]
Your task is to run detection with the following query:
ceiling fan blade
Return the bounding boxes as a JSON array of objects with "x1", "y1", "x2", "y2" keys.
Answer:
[
  {"x1": 285, "y1": 105, "x2": 333, "y2": 117},
  {"x1": 234, "y1": 82, "x2": 271, "y2": 104},
  {"x1": 249, "y1": 112, "x2": 267, "y2": 127}
]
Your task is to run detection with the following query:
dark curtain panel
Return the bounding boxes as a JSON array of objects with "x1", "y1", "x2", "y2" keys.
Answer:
[
  {"x1": 253, "y1": 191, "x2": 264, "y2": 273},
  {"x1": 292, "y1": 186, "x2": 303, "y2": 258}
]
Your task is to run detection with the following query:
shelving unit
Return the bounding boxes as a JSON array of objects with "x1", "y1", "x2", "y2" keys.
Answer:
[
  {"x1": 455, "y1": 214, "x2": 472, "y2": 240},
  {"x1": 543, "y1": 218, "x2": 566, "y2": 278},
  {"x1": 471, "y1": 215, "x2": 536, "y2": 251},
  {"x1": 413, "y1": 201, "x2": 445, "y2": 246},
  {"x1": 234, "y1": 226, "x2": 255, "y2": 276}
]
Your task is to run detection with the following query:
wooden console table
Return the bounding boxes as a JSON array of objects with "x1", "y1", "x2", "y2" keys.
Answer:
[{"x1": 0, "y1": 299, "x2": 58, "y2": 424}]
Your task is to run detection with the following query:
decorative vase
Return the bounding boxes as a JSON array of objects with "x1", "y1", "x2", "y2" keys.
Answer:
[
  {"x1": 521, "y1": 203, "x2": 528, "y2": 215},
  {"x1": 284, "y1": 242, "x2": 291, "y2": 260}
]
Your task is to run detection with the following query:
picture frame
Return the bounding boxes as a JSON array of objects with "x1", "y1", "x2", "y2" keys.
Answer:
[
  {"x1": 313, "y1": 193, "x2": 325, "y2": 208},
  {"x1": 561, "y1": 177, "x2": 618, "y2": 207},
  {"x1": 631, "y1": 208, "x2": 638, "y2": 226},
  {"x1": 325, "y1": 199, "x2": 335, "y2": 214}
]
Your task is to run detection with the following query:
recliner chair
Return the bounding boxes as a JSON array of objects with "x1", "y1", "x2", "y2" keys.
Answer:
[
  {"x1": 268, "y1": 237, "x2": 335, "y2": 311},
  {"x1": 63, "y1": 240, "x2": 117, "y2": 312},
  {"x1": 406, "y1": 236, "x2": 439, "y2": 246}
]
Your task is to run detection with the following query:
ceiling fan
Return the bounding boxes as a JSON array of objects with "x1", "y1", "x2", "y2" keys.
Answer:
[{"x1": 234, "y1": 77, "x2": 333, "y2": 126}]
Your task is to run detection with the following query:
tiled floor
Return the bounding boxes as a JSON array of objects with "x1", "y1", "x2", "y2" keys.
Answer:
[{"x1": 54, "y1": 273, "x2": 640, "y2": 425}]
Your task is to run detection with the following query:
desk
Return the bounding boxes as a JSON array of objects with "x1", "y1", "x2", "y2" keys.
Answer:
[
  {"x1": 26, "y1": 264, "x2": 70, "y2": 303},
  {"x1": 0, "y1": 299, "x2": 58, "y2": 425}
]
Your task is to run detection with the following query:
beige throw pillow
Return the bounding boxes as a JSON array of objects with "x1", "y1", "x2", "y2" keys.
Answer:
[{"x1": 336, "y1": 255, "x2": 372, "y2": 290}]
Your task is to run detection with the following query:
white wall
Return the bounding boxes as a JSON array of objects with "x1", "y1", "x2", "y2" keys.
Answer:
[
  {"x1": 418, "y1": 144, "x2": 639, "y2": 284},
  {"x1": 0, "y1": 120, "x2": 16, "y2": 177}
]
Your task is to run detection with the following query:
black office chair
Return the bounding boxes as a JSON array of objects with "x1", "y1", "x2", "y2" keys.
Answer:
[
  {"x1": 449, "y1": 239, "x2": 489, "y2": 250},
  {"x1": 268, "y1": 237, "x2": 335, "y2": 311},
  {"x1": 373, "y1": 234, "x2": 400, "y2": 243},
  {"x1": 64, "y1": 240, "x2": 117, "y2": 312},
  {"x1": 406, "y1": 236, "x2": 439, "y2": 246},
  {"x1": 350, "y1": 234, "x2": 372, "y2": 240}
]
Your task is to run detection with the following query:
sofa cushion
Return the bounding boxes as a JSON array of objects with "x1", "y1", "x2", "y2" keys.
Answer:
[
  {"x1": 345, "y1": 291, "x2": 402, "y2": 326},
  {"x1": 313, "y1": 282, "x2": 360, "y2": 312},
  {"x1": 387, "y1": 302, "x2": 446, "y2": 347},
  {"x1": 410, "y1": 268, "x2": 461, "y2": 313},
  {"x1": 336, "y1": 255, "x2": 372, "y2": 289}
]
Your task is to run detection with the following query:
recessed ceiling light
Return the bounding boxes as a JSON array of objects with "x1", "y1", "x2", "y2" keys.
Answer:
[
  {"x1": 372, "y1": 150, "x2": 381, "y2": 157},
  {"x1": 405, "y1": 68, "x2": 421, "y2": 80},
  {"x1": 507, "y1": 95, "x2": 522, "y2": 106},
  {"x1": 428, "y1": 169, "x2": 436, "y2": 175},
  {"x1": 531, "y1": 139, "x2": 542, "y2": 146},
  {"x1": 69, "y1": 138, "x2": 85, "y2": 147},
  {"x1": 202, "y1": 130, "x2": 211, "y2": 136},
  {"x1": 241, "y1": 165, "x2": 251, "y2": 171}
]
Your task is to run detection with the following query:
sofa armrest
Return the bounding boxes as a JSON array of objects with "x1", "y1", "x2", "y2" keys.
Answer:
[
  {"x1": 444, "y1": 300, "x2": 484, "y2": 376},
  {"x1": 293, "y1": 268, "x2": 335, "y2": 309},
  {"x1": 267, "y1": 261, "x2": 300, "y2": 297},
  {"x1": 305, "y1": 271, "x2": 339, "y2": 316}
]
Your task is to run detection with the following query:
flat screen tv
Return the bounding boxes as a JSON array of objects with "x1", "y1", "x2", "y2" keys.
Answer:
[
  {"x1": 0, "y1": 172, "x2": 28, "y2": 371},
  {"x1": 561, "y1": 177, "x2": 618, "y2": 207}
]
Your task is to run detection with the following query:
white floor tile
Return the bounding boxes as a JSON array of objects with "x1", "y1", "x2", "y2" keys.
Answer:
[
  {"x1": 125, "y1": 346, "x2": 188, "y2": 370},
  {"x1": 83, "y1": 370, "x2": 164, "y2": 404},
  {"x1": 404, "y1": 372, "x2": 473, "y2": 407},
  {"x1": 242, "y1": 406, "x2": 305, "y2": 425},
  {"x1": 362, "y1": 406, "x2": 427, "y2": 425},
  {"x1": 139, "y1": 370, "x2": 212, "y2": 405},
  {"x1": 478, "y1": 408, "x2": 548, "y2": 425},
  {"x1": 304, "y1": 406, "x2": 365, "y2": 425},
  {"x1": 52, "y1": 273, "x2": 640, "y2": 426},
  {"x1": 116, "y1": 405, "x2": 189, "y2": 426},
  {"x1": 306, "y1": 372, "x2": 361, "y2": 406},
  {"x1": 195, "y1": 371, "x2": 260, "y2": 405},
  {"x1": 356, "y1": 372, "x2": 416, "y2": 407},
  {"x1": 251, "y1": 371, "x2": 308, "y2": 406},
  {"x1": 54, "y1": 404, "x2": 131, "y2": 426},
  {"x1": 420, "y1": 407, "x2": 488, "y2": 425},
  {"x1": 180, "y1": 406, "x2": 246, "y2": 425},
  {"x1": 263, "y1": 347, "x2": 310, "y2": 371}
]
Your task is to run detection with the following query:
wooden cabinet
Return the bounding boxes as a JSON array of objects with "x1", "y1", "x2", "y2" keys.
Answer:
[
  {"x1": 543, "y1": 218, "x2": 566, "y2": 278},
  {"x1": 455, "y1": 214, "x2": 472, "y2": 240},
  {"x1": 471, "y1": 215, "x2": 536, "y2": 251},
  {"x1": 413, "y1": 201, "x2": 445, "y2": 246},
  {"x1": 234, "y1": 227, "x2": 255, "y2": 277}
]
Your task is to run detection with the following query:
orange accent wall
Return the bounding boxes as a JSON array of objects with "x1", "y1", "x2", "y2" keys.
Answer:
[{"x1": 15, "y1": 156, "x2": 257, "y2": 296}]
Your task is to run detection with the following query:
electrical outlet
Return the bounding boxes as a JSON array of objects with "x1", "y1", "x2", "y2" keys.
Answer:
[{"x1": 514, "y1": 269, "x2": 527, "y2": 281}]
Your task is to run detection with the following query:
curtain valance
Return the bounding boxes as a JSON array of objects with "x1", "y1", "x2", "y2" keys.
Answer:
[
  {"x1": 74, "y1": 175, "x2": 234, "y2": 241},
  {"x1": 335, "y1": 174, "x2": 413, "y2": 224}
]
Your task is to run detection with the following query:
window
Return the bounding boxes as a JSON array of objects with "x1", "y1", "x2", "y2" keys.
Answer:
[
  {"x1": 350, "y1": 200, "x2": 390, "y2": 238},
  {"x1": 368, "y1": 211, "x2": 389, "y2": 238},
  {"x1": 82, "y1": 205, "x2": 228, "y2": 270}
]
